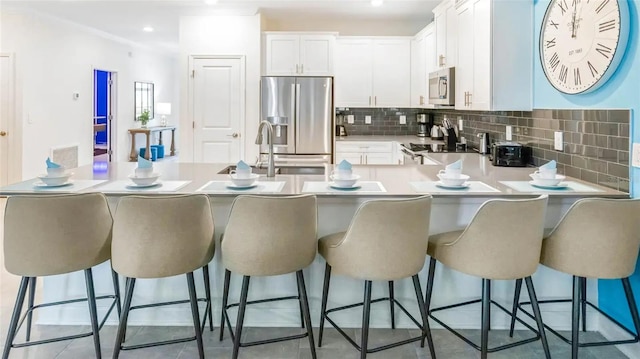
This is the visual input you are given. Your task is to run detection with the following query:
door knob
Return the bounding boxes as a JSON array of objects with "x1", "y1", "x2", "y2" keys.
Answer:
[
  {"x1": 227, "y1": 133, "x2": 239, "y2": 138},
  {"x1": 0, "y1": 131, "x2": 6, "y2": 136}
]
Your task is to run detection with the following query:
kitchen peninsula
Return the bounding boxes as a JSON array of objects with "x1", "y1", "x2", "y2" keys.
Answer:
[{"x1": 0, "y1": 157, "x2": 627, "y2": 332}]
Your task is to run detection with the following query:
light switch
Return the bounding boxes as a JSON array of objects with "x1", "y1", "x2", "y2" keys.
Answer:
[
  {"x1": 365, "y1": 115, "x2": 372, "y2": 124},
  {"x1": 399, "y1": 115, "x2": 406, "y2": 124},
  {"x1": 506, "y1": 126, "x2": 513, "y2": 141},
  {"x1": 632, "y1": 143, "x2": 640, "y2": 168},
  {"x1": 554, "y1": 131, "x2": 564, "y2": 151},
  {"x1": 347, "y1": 115, "x2": 354, "y2": 124}
]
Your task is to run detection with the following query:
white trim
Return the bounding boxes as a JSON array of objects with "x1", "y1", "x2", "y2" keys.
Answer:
[
  {"x1": 92, "y1": 68, "x2": 119, "y2": 162},
  {"x1": 0, "y1": 53, "x2": 21, "y2": 183}
]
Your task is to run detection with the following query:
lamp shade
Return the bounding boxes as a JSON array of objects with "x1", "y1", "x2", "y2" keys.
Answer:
[{"x1": 156, "y1": 102, "x2": 172, "y2": 115}]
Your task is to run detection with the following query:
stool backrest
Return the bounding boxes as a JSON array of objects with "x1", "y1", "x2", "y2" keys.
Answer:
[
  {"x1": 222, "y1": 195, "x2": 317, "y2": 276},
  {"x1": 112, "y1": 194, "x2": 215, "y2": 278},
  {"x1": 4, "y1": 193, "x2": 112, "y2": 276},
  {"x1": 447, "y1": 195, "x2": 548, "y2": 280},
  {"x1": 336, "y1": 196, "x2": 432, "y2": 281},
  {"x1": 541, "y1": 198, "x2": 640, "y2": 279}
]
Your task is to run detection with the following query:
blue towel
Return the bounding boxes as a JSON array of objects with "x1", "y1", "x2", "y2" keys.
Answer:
[
  {"x1": 446, "y1": 160, "x2": 462, "y2": 170},
  {"x1": 237, "y1": 160, "x2": 250, "y2": 170},
  {"x1": 138, "y1": 156, "x2": 153, "y2": 169},
  {"x1": 46, "y1": 157, "x2": 61, "y2": 168},
  {"x1": 540, "y1": 160, "x2": 556, "y2": 169},
  {"x1": 337, "y1": 160, "x2": 352, "y2": 170}
]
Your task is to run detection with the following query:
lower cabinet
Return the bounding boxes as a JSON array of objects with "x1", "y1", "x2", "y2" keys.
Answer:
[{"x1": 335, "y1": 141, "x2": 401, "y2": 165}]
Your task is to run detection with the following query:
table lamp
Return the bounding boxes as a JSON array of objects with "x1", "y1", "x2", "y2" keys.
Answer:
[{"x1": 156, "y1": 102, "x2": 171, "y2": 127}]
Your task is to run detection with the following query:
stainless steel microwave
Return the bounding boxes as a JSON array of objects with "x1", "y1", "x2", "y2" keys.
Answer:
[{"x1": 428, "y1": 67, "x2": 455, "y2": 106}]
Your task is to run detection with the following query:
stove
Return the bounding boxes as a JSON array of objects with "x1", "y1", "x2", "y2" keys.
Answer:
[{"x1": 405, "y1": 143, "x2": 476, "y2": 153}]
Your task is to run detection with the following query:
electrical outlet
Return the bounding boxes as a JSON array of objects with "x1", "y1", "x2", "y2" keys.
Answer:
[
  {"x1": 458, "y1": 117, "x2": 463, "y2": 131},
  {"x1": 506, "y1": 126, "x2": 513, "y2": 141},
  {"x1": 632, "y1": 143, "x2": 640, "y2": 168},
  {"x1": 399, "y1": 115, "x2": 406, "y2": 125},
  {"x1": 365, "y1": 115, "x2": 372, "y2": 124},
  {"x1": 554, "y1": 131, "x2": 564, "y2": 151},
  {"x1": 347, "y1": 115, "x2": 354, "y2": 124}
]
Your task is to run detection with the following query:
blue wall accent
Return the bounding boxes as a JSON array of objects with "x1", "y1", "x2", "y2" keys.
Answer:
[
  {"x1": 94, "y1": 70, "x2": 108, "y2": 144},
  {"x1": 533, "y1": 0, "x2": 640, "y2": 334}
]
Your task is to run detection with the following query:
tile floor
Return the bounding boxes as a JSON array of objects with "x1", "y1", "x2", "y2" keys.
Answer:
[{"x1": 0, "y1": 200, "x2": 633, "y2": 358}]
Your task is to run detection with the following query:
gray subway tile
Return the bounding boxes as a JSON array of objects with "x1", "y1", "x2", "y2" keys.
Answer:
[
  {"x1": 608, "y1": 162, "x2": 630, "y2": 178},
  {"x1": 607, "y1": 109, "x2": 630, "y2": 123}
]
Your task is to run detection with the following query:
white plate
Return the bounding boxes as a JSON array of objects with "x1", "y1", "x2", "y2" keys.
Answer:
[
  {"x1": 126, "y1": 182, "x2": 161, "y2": 189},
  {"x1": 226, "y1": 182, "x2": 258, "y2": 190},
  {"x1": 329, "y1": 182, "x2": 361, "y2": 190},
  {"x1": 39, "y1": 172, "x2": 74, "y2": 179},
  {"x1": 435, "y1": 181, "x2": 470, "y2": 190},
  {"x1": 529, "y1": 181, "x2": 569, "y2": 190},
  {"x1": 33, "y1": 180, "x2": 73, "y2": 188}
]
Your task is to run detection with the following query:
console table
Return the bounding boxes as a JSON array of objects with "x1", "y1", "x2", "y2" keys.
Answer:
[{"x1": 128, "y1": 125, "x2": 177, "y2": 161}]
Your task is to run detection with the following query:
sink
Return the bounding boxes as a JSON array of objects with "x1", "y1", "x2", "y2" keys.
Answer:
[{"x1": 217, "y1": 165, "x2": 325, "y2": 175}]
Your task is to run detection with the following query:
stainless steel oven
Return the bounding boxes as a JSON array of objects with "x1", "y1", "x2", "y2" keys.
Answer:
[
  {"x1": 428, "y1": 67, "x2": 455, "y2": 106},
  {"x1": 400, "y1": 146, "x2": 424, "y2": 165}
]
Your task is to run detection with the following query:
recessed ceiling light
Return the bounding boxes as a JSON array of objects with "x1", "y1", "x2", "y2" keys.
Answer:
[
  {"x1": 142, "y1": 26, "x2": 154, "y2": 32},
  {"x1": 204, "y1": 0, "x2": 218, "y2": 4},
  {"x1": 371, "y1": 0, "x2": 383, "y2": 6}
]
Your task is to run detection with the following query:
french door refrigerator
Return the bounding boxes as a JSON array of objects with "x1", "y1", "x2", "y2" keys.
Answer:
[{"x1": 260, "y1": 77, "x2": 333, "y2": 164}]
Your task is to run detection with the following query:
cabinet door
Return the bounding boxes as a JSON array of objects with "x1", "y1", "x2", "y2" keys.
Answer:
[
  {"x1": 334, "y1": 39, "x2": 374, "y2": 107},
  {"x1": 424, "y1": 29, "x2": 437, "y2": 102},
  {"x1": 470, "y1": 0, "x2": 491, "y2": 111},
  {"x1": 411, "y1": 35, "x2": 427, "y2": 107},
  {"x1": 456, "y1": 2, "x2": 473, "y2": 110},
  {"x1": 373, "y1": 39, "x2": 411, "y2": 108},
  {"x1": 364, "y1": 153, "x2": 394, "y2": 165},
  {"x1": 265, "y1": 35, "x2": 300, "y2": 76},
  {"x1": 335, "y1": 152, "x2": 363, "y2": 164},
  {"x1": 434, "y1": 10, "x2": 447, "y2": 68},
  {"x1": 445, "y1": 5, "x2": 458, "y2": 67},
  {"x1": 300, "y1": 35, "x2": 334, "y2": 76}
]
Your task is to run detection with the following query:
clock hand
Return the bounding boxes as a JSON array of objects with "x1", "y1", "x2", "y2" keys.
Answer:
[{"x1": 571, "y1": 2, "x2": 577, "y2": 38}]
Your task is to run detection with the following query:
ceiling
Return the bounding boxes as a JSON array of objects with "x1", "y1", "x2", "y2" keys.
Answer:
[{"x1": 2, "y1": 0, "x2": 437, "y2": 53}]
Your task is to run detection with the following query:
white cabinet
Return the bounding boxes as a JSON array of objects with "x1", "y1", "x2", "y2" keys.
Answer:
[
  {"x1": 411, "y1": 24, "x2": 436, "y2": 108},
  {"x1": 263, "y1": 33, "x2": 335, "y2": 76},
  {"x1": 454, "y1": 0, "x2": 532, "y2": 111},
  {"x1": 335, "y1": 141, "x2": 398, "y2": 165},
  {"x1": 335, "y1": 37, "x2": 411, "y2": 108},
  {"x1": 433, "y1": 0, "x2": 457, "y2": 69}
]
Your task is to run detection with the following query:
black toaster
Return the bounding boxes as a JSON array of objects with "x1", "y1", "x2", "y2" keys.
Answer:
[{"x1": 491, "y1": 142, "x2": 531, "y2": 167}]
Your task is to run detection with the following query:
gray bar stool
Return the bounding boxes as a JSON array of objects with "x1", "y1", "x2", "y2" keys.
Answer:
[
  {"x1": 219, "y1": 194, "x2": 317, "y2": 359},
  {"x1": 425, "y1": 195, "x2": 551, "y2": 359},
  {"x1": 317, "y1": 196, "x2": 436, "y2": 359},
  {"x1": 111, "y1": 194, "x2": 215, "y2": 359},
  {"x1": 2, "y1": 193, "x2": 120, "y2": 359},
  {"x1": 509, "y1": 198, "x2": 640, "y2": 359}
]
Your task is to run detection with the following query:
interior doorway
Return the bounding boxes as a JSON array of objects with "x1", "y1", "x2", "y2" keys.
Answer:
[
  {"x1": 0, "y1": 54, "x2": 14, "y2": 186},
  {"x1": 93, "y1": 70, "x2": 116, "y2": 163}
]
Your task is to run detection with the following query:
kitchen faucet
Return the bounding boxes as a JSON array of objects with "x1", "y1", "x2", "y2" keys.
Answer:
[{"x1": 255, "y1": 120, "x2": 276, "y2": 177}]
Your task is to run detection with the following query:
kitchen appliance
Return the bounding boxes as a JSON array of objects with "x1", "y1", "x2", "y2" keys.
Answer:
[
  {"x1": 336, "y1": 125, "x2": 348, "y2": 137},
  {"x1": 260, "y1": 77, "x2": 333, "y2": 164},
  {"x1": 400, "y1": 142, "x2": 476, "y2": 165},
  {"x1": 430, "y1": 125, "x2": 444, "y2": 140},
  {"x1": 491, "y1": 142, "x2": 531, "y2": 167},
  {"x1": 416, "y1": 114, "x2": 428, "y2": 137},
  {"x1": 428, "y1": 67, "x2": 455, "y2": 106},
  {"x1": 477, "y1": 132, "x2": 490, "y2": 154}
]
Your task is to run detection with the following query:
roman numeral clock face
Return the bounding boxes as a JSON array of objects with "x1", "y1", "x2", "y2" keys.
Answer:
[{"x1": 540, "y1": 0, "x2": 629, "y2": 94}]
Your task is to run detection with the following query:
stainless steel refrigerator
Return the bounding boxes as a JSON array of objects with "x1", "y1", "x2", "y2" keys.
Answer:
[{"x1": 260, "y1": 77, "x2": 333, "y2": 164}]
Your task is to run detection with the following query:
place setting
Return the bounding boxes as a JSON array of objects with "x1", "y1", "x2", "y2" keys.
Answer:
[
  {"x1": 302, "y1": 160, "x2": 386, "y2": 194},
  {"x1": 34, "y1": 158, "x2": 75, "y2": 188},
  {"x1": 98, "y1": 156, "x2": 190, "y2": 193},
  {"x1": 410, "y1": 160, "x2": 499, "y2": 194},
  {"x1": 500, "y1": 161, "x2": 602, "y2": 193},
  {"x1": 197, "y1": 160, "x2": 285, "y2": 193}
]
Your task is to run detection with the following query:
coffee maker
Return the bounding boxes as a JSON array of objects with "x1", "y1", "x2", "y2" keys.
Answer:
[{"x1": 417, "y1": 114, "x2": 428, "y2": 137}]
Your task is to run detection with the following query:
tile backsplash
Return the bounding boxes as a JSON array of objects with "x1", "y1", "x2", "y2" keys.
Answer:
[{"x1": 336, "y1": 107, "x2": 630, "y2": 192}]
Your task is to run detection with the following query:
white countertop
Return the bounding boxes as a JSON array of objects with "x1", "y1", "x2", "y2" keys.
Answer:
[{"x1": 335, "y1": 135, "x2": 443, "y2": 145}]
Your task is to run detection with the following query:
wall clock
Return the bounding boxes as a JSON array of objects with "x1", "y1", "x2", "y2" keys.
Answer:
[{"x1": 540, "y1": 0, "x2": 630, "y2": 94}]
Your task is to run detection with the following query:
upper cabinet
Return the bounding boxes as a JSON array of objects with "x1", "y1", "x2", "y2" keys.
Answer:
[
  {"x1": 433, "y1": 0, "x2": 458, "y2": 69},
  {"x1": 263, "y1": 32, "x2": 336, "y2": 76},
  {"x1": 335, "y1": 37, "x2": 411, "y2": 108},
  {"x1": 411, "y1": 24, "x2": 436, "y2": 108},
  {"x1": 454, "y1": 0, "x2": 532, "y2": 111}
]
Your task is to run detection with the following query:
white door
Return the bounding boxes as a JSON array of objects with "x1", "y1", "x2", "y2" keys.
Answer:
[
  {"x1": 192, "y1": 57, "x2": 244, "y2": 163},
  {"x1": 373, "y1": 39, "x2": 411, "y2": 108},
  {"x1": 0, "y1": 55, "x2": 13, "y2": 186},
  {"x1": 334, "y1": 38, "x2": 373, "y2": 107},
  {"x1": 411, "y1": 35, "x2": 426, "y2": 107},
  {"x1": 364, "y1": 153, "x2": 394, "y2": 165},
  {"x1": 264, "y1": 35, "x2": 300, "y2": 76},
  {"x1": 434, "y1": 9, "x2": 447, "y2": 68},
  {"x1": 471, "y1": 0, "x2": 491, "y2": 111},
  {"x1": 299, "y1": 35, "x2": 334, "y2": 76},
  {"x1": 456, "y1": 3, "x2": 473, "y2": 110}
]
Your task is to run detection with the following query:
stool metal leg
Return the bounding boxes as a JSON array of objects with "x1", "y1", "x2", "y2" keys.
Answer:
[
  {"x1": 297, "y1": 275, "x2": 305, "y2": 329},
  {"x1": 318, "y1": 263, "x2": 332, "y2": 347},
  {"x1": 361, "y1": 280, "x2": 373, "y2": 359},
  {"x1": 525, "y1": 277, "x2": 551, "y2": 359},
  {"x1": 232, "y1": 276, "x2": 251, "y2": 359},
  {"x1": 413, "y1": 275, "x2": 436, "y2": 358},
  {"x1": 581, "y1": 277, "x2": 587, "y2": 332},
  {"x1": 26, "y1": 277, "x2": 36, "y2": 342},
  {"x1": 389, "y1": 281, "x2": 396, "y2": 329},
  {"x1": 509, "y1": 278, "x2": 523, "y2": 337},
  {"x1": 85, "y1": 268, "x2": 102, "y2": 359},
  {"x1": 202, "y1": 265, "x2": 214, "y2": 332},
  {"x1": 113, "y1": 277, "x2": 135, "y2": 358},
  {"x1": 2, "y1": 277, "x2": 29, "y2": 359},
  {"x1": 297, "y1": 270, "x2": 317, "y2": 359},
  {"x1": 220, "y1": 269, "x2": 231, "y2": 341},
  {"x1": 621, "y1": 278, "x2": 640, "y2": 339},
  {"x1": 187, "y1": 272, "x2": 205, "y2": 359},
  {"x1": 480, "y1": 279, "x2": 491, "y2": 359},
  {"x1": 572, "y1": 276, "x2": 581, "y2": 359},
  {"x1": 111, "y1": 269, "x2": 122, "y2": 318}
]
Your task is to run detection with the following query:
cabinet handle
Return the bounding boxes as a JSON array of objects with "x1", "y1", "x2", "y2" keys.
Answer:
[
  {"x1": 469, "y1": 92, "x2": 472, "y2": 106},
  {"x1": 301, "y1": 64, "x2": 304, "y2": 73},
  {"x1": 374, "y1": 96, "x2": 377, "y2": 106},
  {"x1": 296, "y1": 64, "x2": 299, "y2": 74},
  {"x1": 369, "y1": 96, "x2": 372, "y2": 106},
  {"x1": 420, "y1": 95, "x2": 424, "y2": 105}
]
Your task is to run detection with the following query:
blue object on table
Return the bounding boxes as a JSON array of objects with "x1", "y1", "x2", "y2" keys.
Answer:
[
  {"x1": 46, "y1": 157, "x2": 61, "y2": 168},
  {"x1": 150, "y1": 144, "x2": 165, "y2": 159},
  {"x1": 140, "y1": 147, "x2": 158, "y2": 161}
]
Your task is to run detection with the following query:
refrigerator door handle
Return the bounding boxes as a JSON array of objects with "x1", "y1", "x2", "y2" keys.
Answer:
[{"x1": 295, "y1": 83, "x2": 301, "y2": 150}]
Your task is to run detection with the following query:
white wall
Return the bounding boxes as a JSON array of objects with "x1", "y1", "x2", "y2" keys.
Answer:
[
  {"x1": 179, "y1": 14, "x2": 262, "y2": 163},
  {"x1": 0, "y1": 9, "x2": 179, "y2": 179}
]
